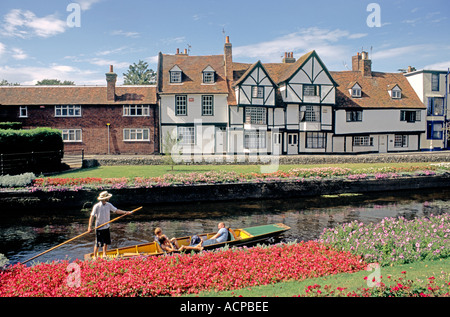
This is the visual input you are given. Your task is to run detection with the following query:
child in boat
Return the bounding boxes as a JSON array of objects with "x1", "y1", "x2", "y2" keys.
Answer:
[
  {"x1": 154, "y1": 227, "x2": 179, "y2": 249},
  {"x1": 158, "y1": 235, "x2": 179, "y2": 253}
]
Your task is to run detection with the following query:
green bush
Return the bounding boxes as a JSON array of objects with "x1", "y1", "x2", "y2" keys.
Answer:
[
  {"x1": 0, "y1": 122, "x2": 22, "y2": 130},
  {"x1": 0, "y1": 172, "x2": 36, "y2": 187},
  {"x1": 0, "y1": 127, "x2": 63, "y2": 154}
]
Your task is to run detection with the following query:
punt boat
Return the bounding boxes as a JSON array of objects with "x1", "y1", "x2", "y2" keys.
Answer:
[{"x1": 84, "y1": 223, "x2": 290, "y2": 260}]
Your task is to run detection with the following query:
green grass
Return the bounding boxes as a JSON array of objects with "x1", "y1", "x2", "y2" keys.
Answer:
[
  {"x1": 50, "y1": 162, "x2": 437, "y2": 179},
  {"x1": 188, "y1": 257, "x2": 450, "y2": 297}
]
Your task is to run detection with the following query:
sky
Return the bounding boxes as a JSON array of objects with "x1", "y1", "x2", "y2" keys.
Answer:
[{"x1": 0, "y1": 0, "x2": 449, "y2": 85}]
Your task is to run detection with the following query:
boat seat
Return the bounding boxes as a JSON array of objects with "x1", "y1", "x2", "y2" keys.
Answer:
[{"x1": 227, "y1": 228, "x2": 238, "y2": 241}]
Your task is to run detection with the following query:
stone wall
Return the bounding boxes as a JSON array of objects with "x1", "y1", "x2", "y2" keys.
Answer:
[{"x1": 2, "y1": 174, "x2": 449, "y2": 211}]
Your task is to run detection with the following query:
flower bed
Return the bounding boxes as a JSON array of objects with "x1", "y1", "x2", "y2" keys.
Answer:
[
  {"x1": 22, "y1": 165, "x2": 448, "y2": 192},
  {"x1": 318, "y1": 214, "x2": 450, "y2": 266},
  {"x1": 0, "y1": 241, "x2": 365, "y2": 297}
]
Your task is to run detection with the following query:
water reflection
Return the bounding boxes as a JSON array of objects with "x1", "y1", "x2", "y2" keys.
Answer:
[{"x1": 1, "y1": 188, "x2": 449, "y2": 266}]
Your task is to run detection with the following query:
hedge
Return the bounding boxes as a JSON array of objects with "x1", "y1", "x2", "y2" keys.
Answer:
[{"x1": 0, "y1": 128, "x2": 64, "y2": 175}]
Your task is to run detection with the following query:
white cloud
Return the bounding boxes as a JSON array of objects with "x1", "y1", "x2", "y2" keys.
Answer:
[
  {"x1": 0, "y1": 65, "x2": 100, "y2": 85},
  {"x1": 11, "y1": 48, "x2": 28, "y2": 60},
  {"x1": 371, "y1": 45, "x2": 428, "y2": 60},
  {"x1": 111, "y1": 30, "x2": 140, "y2": 38},
  {"x1": 0, "y1": 42, "x2": 6, "y2": 57},
  {"x1": 233, "y1": 27, "x2": 358, "y2": 63},
  {"x1": 1, "y1": 9, "x2": 66, "y2": 38},
  {"x1": 87, "y1": 58, "x2": 130, "y2": 69},
  {"x1": 423, "y1": 61, "x2": 450, "y2": 70}
]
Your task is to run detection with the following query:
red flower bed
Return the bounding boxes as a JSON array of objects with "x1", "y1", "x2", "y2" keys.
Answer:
[{"x1": 0, "y1": 242, "x2": 365, "y2": 297}]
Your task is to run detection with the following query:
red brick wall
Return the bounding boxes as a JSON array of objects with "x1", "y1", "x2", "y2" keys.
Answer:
[{"x1": 3, "y1": 104, "x2": 159, "y2": 155}]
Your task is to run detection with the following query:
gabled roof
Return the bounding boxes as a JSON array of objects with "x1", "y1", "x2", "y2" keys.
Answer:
[
  {"x1": 158, "y1": 53, "x2": 229, "y2": 95},
  {"x1": 0, "y1": 85, "x2": 157, "y2": 105},
  {"x1": 232, "y1": 60, "x2": 278, "y2": 88},
  {"x1": 331, "y1": 71, "x2": 424, "y2": 109}
]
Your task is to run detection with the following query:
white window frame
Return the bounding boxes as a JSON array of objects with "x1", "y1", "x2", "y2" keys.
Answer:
[
  {"x1": 123, "y1": 105, "x2": 150, "y2": 116},
  {"x1": 203, "y1": 71, "x2": 215, "y2": 84},
  {"x1": 175, "y1": 95, "x2": 187, "y2": 116},
  {"x1": 55, "y1": 105, "x2": 81, "y2": 117},
  {"x1": 353, "y1": 136, "x2": 373, "y2": 147},
  {"x1": 62, "y1": 129, "x2": 82, "y2": 142},
  {"x1": 306, "y1": 132, "x2": 326, "y2": 149},
  {"x1": 170, "y1": 71, "x2": 182, "y2": 83},
  {"x1": 351, "y1": 87, "x2": 361, "y2": 98},
  {"x1": 251, "y1": 86, "x2": 264, "y2": 99},
  {"x1": 19, "y1": 106, "x2": 28, "y2": 118},
  {"x1": 177, "y1": 126, "x2": 195, "y2": 145},
  {"x1": 303, "y1": 84, "x2": 320, "y2": 97},
  {"x1": 346, "y1": 110, "x2": 362, "y2": 122},
  {"x1": 202, "y1": 95, "x2": 214, "y2": 116},
  {"x1": 391, "y1": 89, "x2": 402, "y2": 99},
  {"x1": 394, "y1": 135, "x2": 408, "y2": 147},
  {"x1": 301, "y1": 105, "x2": 321, "y2": 122},
  {"x1": 123, "y1": 128, "x2": 150, "y2": 142},
  {"x1": 245, "y1": 107, "x2": 266, "y2": 124}
]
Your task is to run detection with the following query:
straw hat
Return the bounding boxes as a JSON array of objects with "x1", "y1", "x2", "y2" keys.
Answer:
[{"x1": 97, "y1": 191, "x2": 112, "y2": 201}]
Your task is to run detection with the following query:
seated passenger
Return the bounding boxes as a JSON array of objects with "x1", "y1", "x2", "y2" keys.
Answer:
[
  {"x1": 158, "y1": 235, "x2": 178, "y2": 253},
  {"x1": 154, "y1": 227, "x2": 179, "y2": 249},
  {"x1": 202, "y1": 222, "x2": 228, "y2": 246}
]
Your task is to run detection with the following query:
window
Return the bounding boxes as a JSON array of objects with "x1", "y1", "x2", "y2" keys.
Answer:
[
  {"x1": 245, "y1": 107, "x2": 266, "y2": 124},
  {"x1": 55, "y1": 105, "x2": 81, "y2": 117},
  {"x1": 394, "y1": 135, "x2": 408, "y2": 147},
  {"x1": 177, "y1": 126, "x2": 195, "y2": 145},
  {"x1": 62, "y1": 129, "x2": 82, "y2": 142},
  {"x1": 431, "y1": 73, "x2": 440, "y2": 92},
  {"x1": 427, "y1": 97, "x2": 444, "y2": 116},
  {"x1": 400, "y1": 110, "x2": 421, "y2": 123},
  {"x1": 391, "y1": 89, "x2": 402, "y2": 99},
  {"x1": 170, "y1": 71, "x2": 182, "y2": 83},
  {"x1": 306, "y1": 132, "x2": 326, "y2": 148},
  {"x1": 203, "y1": 72, "x2": 215, "y2": 84},
  {"x1": 301, "y1": 105, "x2": 320, "y2": 122},
  {"x1": 346, "y1": 110, "x2": 362, "y2": 122},
  {"x1": 427, "y1": 121, "x2": 443, "y2": 140},
  {"x1": 201, "y1": 95, "x2": 214, "y2": 116},
  {"x1": 175, "y1": 95, "x2": 187, "y2": 116},
  {"x1": 353, "y1": 136, "x2": 373, "y2": 146},
  {"x1": 19, "y1": 106, "x2": 27, "y2": 118},
  {"x1": 252, "y1": 86, "x2": 264, "y2": 98},
  {"x1": 303, "y1": 84, "x2": 320, "y2": 97},
  {"x1": 123, "y1": 105, "x2": 150, "y2": 116},
  {"x1": 244, "y1": 130, "x2": 266, "y2": 149},
  {"x1": 123, "y1": 128, "x2": 150, "y2": 141},
  {"x1": 351, "y1": 87, "x2": 361, "y2": 98}
]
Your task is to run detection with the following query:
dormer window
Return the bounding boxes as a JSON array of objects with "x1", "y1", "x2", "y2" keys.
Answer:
[
  {"x1": 202, "y1": 66, "x2": 215, "y2": 84},
  {"x1": 169, "y1": 65, "x2": 182, "y2": 83},
  {"x1": 349, "y1": 83, "x2": 361, "y2": 98},
  {"x1": 389, "y1": 85, "x2": 402, "y2": 99}
]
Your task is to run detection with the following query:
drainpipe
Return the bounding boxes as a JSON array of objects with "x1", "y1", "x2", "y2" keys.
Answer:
[
  {"x1": 106, "y1": 123, "x2": 110, "y2": 154},
  {"x1": 445, "y1": 68, "x2": 449, "y2": 149}
]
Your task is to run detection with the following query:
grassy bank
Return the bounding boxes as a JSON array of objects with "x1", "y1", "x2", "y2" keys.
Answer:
[
  {"x1": 192, "y1": 257, "x2": 450, "y2": 297},
  {"x1": 52, "y1": 162, "x2": 440, "y2": 179}
]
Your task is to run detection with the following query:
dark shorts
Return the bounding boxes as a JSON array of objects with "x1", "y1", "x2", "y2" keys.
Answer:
[{"x1": 95, "y1": 228, "x2": 111, "y2": 247}]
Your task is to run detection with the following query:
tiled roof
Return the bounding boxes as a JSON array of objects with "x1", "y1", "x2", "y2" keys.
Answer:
[
  {"x1": 158, "y1": 53, "x2": 229, "y2": 95},
  {"x1": 0, "y1": 85, "x2": 157, "y2": 105},
  {"x1": 330, "y1": 71, "x2": 425, "y2": 109}
]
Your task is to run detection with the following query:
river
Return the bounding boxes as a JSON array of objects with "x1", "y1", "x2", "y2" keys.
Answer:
[{"x1": 1, "y1": 187, "x2": 449, "y2": 266}]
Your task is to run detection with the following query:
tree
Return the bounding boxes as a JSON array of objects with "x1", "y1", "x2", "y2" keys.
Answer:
[
  {"x1": 0, "y1": 79, "x2": 20, "y2": 86},
  {"x1": 36, "y1": 79, "x2": 75, "y2": 85},
  {"x1": 123, "y1": 60, "x2": 156, "y2": 85}
]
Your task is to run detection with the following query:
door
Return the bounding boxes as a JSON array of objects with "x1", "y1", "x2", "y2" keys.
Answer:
[
  {"x1": 215, "y1": 127, "x2": 226, "y2": 154},
  {"x1": 379, "y1": 135, "x2": 387, "y2": 153},
  {"x1": 287, "y1": 133, "x2": 298, "y2": 155},
  {"x1": 273, "y1": 132, "x2": 282, "y2": 155}
]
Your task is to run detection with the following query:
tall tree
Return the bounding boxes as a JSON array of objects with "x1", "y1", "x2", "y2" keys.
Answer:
[
  {"x1": 0, "y1": 79, "x2": 20, "y2": 86},
  {"x1": 123, "y1": 60, "x2": 156, "y2": 85},
  {"x1": 36, "y1": 79, "x2": 75, "y2": 85}
]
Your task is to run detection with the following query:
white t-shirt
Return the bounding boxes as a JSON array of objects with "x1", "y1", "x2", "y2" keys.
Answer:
[{"x1": 90, "y1": 201, "x2": 117, "y2": 229}]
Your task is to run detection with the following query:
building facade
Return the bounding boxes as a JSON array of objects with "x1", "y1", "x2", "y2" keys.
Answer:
[
  {"x1": 0, "y1": 66, "x2": 159, "y2": 155},
  {"x1": 405, "y1": 69, "x2": 450, "y2": 150}
]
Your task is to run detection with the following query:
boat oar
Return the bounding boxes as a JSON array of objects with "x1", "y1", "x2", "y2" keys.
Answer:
[{"x1": 22, "y1": 206, "x2": 142, "y2": 264}]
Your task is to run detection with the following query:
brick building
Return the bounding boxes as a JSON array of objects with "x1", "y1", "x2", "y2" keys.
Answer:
[{"x1": 0, "y1": 66, "x2": 159, "y2": 155}]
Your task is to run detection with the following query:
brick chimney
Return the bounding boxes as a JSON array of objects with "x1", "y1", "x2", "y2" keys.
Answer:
[
  {"x1": 224, "y1": 36, "x2": 233, "y2": 82},
  {"x1": 282, "y1": 52, "x2": 296, "y2": 63},
  {"x1": 352, "y1": 51, "x2": 372, "y2": 77},
  {"x1": 106, "y1": 65, "x2": 117, "y2": 101}
]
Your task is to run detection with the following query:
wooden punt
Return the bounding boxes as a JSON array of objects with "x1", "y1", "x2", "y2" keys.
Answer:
[{"x1": 83, "y1": 223, "x2": 290, "y2": 260}]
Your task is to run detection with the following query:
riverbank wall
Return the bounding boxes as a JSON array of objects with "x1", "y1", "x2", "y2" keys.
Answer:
[{"x1": 2, "y1": 173, "x2": 450, "y2": 211}]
